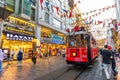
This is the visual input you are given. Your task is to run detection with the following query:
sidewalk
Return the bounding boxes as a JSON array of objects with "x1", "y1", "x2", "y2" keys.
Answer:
[{"x1": 0, "y1": 56, "x2": 67, "y2": 80}]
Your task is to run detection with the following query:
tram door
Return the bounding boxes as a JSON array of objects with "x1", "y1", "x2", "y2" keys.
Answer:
[{"x1": 85, "y1": 34, "x2": 91, "y2": 62}]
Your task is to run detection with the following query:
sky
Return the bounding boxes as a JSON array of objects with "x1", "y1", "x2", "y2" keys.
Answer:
[{"x1": 74, "y1": 0, "x2": 117, "y2": 40}]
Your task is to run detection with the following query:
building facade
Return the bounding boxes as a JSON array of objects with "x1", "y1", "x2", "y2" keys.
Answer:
[
  {"x1": 1, "y1": 0, "x2": 37, "y2": 59},
  {"x1": 37, "y1": 0, "x2": 69, "y2": 56},
  {"x1": 0, "y1": 0, "x2": 71, "y2": 57}
]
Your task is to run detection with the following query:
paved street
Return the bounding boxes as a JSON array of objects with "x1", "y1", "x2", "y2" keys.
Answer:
[
  {"x1": 0, "y1": 56, "x2": 119, "y2": 80},
  {"x1": 0, "y1": 56, "x2": 67, "y2": 80}
]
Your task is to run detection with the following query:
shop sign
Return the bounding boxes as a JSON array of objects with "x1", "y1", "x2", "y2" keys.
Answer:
[
  {"x1": 51, "y1": 34, "x2": 62, "y2": 40},
  {"x1": 51, "y1": 39, "x2": 64, "y2": 44},
  {"x1": 5, "y1": 27, "x2": 34, "y2": 35},
  {"x1": 6, "y1": 33, "x2": 33, "y2": 41},
  {"x1": 41, "y1": 37, "x2": 52, "y2": 43}
]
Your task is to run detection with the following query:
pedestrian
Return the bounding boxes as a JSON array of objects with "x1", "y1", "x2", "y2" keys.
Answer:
[
  {"x1": 11, "y1": 49, "x2": 15, "y2": 61},
  {"x1": 116, "y1": 48, "x2": 120, "y2": 61},
  {"x1": 100, "y1": 45, "x2": 113, "y2": 80},
  {"x1": 7, "y1": 50, "x2": 11, "y2": 65},
  {"x1": 0, "y1": 49, "x2": 5, "y2": 72},
  {"x1": 17, "y1": 48, "x2": 23, "y2": 67},
  {"x1": 107, "y1": 46, "x2": 118, "y2": 77},
  {"x1": 31, "y1": 50, "x2": 37, "y2": 64},
  {"x1": 61, "y1": 48, "x2": 66, "y2": 58}
]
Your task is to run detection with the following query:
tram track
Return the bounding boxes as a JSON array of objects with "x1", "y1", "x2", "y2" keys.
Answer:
[
  {"x1": 35, "y1": 65, "x2": 89, "y2": 80},
  {"x1": 49, "y1": 66, "x2": 87, "y2": 80},
  {"x1": 49, "y1": 67, "x2": 73, "y2": 80}
]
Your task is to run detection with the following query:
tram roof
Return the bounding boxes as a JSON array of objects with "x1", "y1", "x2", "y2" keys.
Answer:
[{"x1": 67, "y1": 31, "x2": 88, "y2": 35}]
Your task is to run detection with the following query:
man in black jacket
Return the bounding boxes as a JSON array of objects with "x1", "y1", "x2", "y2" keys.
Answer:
[{"x1": 100, "y1": 45, "x2": 113, "y2": 80}]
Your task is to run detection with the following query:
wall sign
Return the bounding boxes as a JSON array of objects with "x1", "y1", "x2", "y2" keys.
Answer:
[
  {"x1": 6, "y1": 33, "x2": 33, "y2": 41},
  {"x1": 51, "y1": 39, "x2": 64, "y2": 44},
  {"x1": 4, "y1": 26, "x2": 34, "y2": 35}
]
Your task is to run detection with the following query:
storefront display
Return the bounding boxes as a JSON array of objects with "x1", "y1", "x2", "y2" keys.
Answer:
[
  {"x1": 1, "y1": 16, "x2": 35, "y2": 59},
  {"x1": 41, "y1": 27, "x2": 66, "y2": 56}
]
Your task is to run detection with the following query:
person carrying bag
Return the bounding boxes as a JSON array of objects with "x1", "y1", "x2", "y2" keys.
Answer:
[{"x1": 31, "y1": 51, "x2": 37, "y2": 64}]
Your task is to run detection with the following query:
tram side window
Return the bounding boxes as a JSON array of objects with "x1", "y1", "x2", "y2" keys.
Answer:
[
  {"x1": 79, "y1": 34, "x2": 86, "y2": 47},
  {"x1": 91, "y1": 38, "x2": 96, "y2": 47}
]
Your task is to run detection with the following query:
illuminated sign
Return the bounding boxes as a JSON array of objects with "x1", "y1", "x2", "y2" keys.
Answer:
[
  {"x1": 4, "y1": 27, "x2": 34, "y2": 35},
  {"x1": 51, "y1": 39, "x2": 64, "y2": 44},
  {"x1": 6, "y1": 33, "x2": 33, "y2": 41}
]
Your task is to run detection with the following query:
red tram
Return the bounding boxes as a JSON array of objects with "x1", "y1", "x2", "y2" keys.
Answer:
[{"x1": 66, "y1": 28, "x2": 98, "y2": 65}]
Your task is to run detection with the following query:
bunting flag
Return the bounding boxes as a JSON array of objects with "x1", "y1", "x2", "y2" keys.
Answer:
[
  {"x1": 56, "y1": 6, "x2": 59, "y2": 15},
  {"x1": 81, "y1": 4, "x2": 116, "y2": 16},
  {"x1": 40, "y1": 0, "x2": 44, "y2": 9},
  {"x1": 45, "y1": 1, "x2": 50, "y2": 11},
  {"x1": 69, "y1": 11, "x2": 73, "y2": 18}
]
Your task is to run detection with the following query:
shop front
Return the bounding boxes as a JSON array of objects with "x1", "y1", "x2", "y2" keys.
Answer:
[
  {"x1": 41, "y1": 27, "x2": 66, "y2": 56},
  {"x1": 1, "y1": 16, "x2": 35, "y2": 59}
]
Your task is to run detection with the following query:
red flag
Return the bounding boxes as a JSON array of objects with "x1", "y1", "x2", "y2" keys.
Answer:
[
  {"x1": 69, "y1": 12, "x2": 72, "y2": 18},
  {"x1": 56, "y1": 6, "x2": 59, "y2": 15},
  {"x1": 97, "y1": 21, "x2": 103, "y2": 24},
  {"x1": 118, "y1": 22, "x2": 120, "y2": 26},
  {"x1": 40, "y1": 0, "x2": 44, "y2": 9}
]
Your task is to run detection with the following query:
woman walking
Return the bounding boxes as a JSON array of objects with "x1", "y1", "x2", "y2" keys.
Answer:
[{"x1": 17, "y1": 48, "x2": 23, "y2": 67}]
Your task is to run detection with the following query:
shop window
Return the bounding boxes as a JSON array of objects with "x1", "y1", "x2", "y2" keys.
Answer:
[
  {"x1": 31, "y1": 8, "x2": 35, "y2": 21},
  {"x1": 45, "y1": 13, "x2": 50, "y2": 23}
]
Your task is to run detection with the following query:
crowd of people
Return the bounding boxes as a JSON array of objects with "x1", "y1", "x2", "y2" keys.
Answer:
[
  {"x1": 0, "y1": 47, "x2": 66, "y2": 72},
  {"x1": 100, "y1": 45, "x2": 120, "y2": 80}
]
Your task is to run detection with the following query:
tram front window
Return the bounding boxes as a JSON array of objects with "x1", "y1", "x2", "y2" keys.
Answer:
[{"x1": 67, "y1": 34, "x2": 86, "y2": 47}]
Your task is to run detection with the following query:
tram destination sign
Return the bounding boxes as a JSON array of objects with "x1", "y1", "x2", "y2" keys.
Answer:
[{"x1": 6, "y1": 33, "x2": 33, "y2": 41}]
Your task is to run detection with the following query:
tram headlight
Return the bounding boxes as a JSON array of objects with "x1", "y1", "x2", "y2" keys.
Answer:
[{"x1": 72, "y1": 52, "x2": 77, "y2": 57}]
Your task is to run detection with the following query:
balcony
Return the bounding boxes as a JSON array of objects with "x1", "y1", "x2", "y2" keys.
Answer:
[{"x1": 0, "y1": 0, "x2": 14, "y2": 19}]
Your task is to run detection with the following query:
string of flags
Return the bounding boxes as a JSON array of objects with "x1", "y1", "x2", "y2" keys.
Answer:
[{"x1": 39, "y1": 0, "x2": 117, "y2": 21}]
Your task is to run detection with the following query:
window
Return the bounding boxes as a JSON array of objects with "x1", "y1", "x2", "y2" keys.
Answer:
[
  {"x1": 45, "y1": 13, "x2": 49, "y2": 23},
  {"x1": 53, "y1": 18, "x2": 61, "y2": 29},
  {"x1": 6, "y1": 0, "x2": 15, "y2": 12},
  {"x1": 31, "y1": 0, "x2": 36, "y2": 6},
  {"x1": 67, "y1": 34, "x2": 87, "y2": 47},
  {"x1": 23, "y1": 0, "x2": 30, "y2": 16},
  {"x1": 18, "y1": 0, "x2": 22, "y2": 14},
  {"x1": 31, "y1": 8, "x2": 35, "y2": 21},
  {"x1": 62, "y1": 24, "x2": 66, "y2": 30}
]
